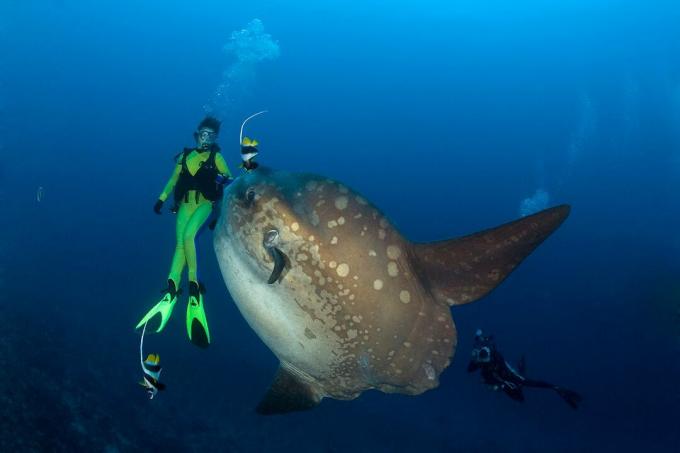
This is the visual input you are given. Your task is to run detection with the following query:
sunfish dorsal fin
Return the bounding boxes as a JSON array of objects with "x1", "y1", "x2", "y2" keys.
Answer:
[
  {"x1": 256, "y1": 365, "x2": 322, "y2": 415},
  {"x1": 413, "y1": 205, "x2": 570, "y2": 306}
]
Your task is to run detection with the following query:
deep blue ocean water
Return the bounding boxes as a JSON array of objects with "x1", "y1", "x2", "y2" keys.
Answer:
[{"x1": 1, "y1": 1, "x2": 679, "y2": 451}]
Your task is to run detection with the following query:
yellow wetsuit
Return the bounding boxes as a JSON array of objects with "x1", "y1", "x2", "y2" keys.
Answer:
[{"x1": 159, "y1": 148, "x2": 231, "y2": 287}]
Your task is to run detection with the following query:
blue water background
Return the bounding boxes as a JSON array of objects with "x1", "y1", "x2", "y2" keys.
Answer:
[{"x1": 1, "y1": 1, "x2": 679, "y2": 451}]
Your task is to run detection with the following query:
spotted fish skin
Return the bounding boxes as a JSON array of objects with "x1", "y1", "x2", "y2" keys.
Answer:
[
  {"x1": 214, "y1": 168, "x2": 454, "y2": 400},
  {"x1": 213, "y1": 167, "x2": 570, "y2": 407}
]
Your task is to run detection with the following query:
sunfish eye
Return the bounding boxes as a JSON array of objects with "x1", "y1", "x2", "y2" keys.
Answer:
[{"x1": 263, "y1": 229, "x2": 279, "y2": 248}]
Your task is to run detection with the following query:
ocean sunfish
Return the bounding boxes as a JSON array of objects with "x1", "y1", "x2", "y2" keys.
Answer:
[{"x1": 213, "y1": 167, "x2": 570, "y2": 414}]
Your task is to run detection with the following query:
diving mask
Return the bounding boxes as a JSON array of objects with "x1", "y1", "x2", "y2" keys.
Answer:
[
  {"x1": 197, "y1": 128, "x2": 218, "y2": 148},
  {"x1": 472, "y1": 346, "x2": 492, "y2": 363}
]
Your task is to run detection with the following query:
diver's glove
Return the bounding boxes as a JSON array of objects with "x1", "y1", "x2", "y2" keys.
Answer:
[{"x1": 153, "y1": 199, "x2": 163, "y2": 215}]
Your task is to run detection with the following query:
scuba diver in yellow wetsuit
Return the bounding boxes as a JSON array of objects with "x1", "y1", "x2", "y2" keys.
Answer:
[{"x1": 136, "y1": 116, "x2": 232, "y2": 348}]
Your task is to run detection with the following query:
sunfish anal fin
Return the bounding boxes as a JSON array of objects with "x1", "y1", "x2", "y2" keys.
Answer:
[
  {"x1": 256, "y1": 366, "x2": 322, "y2": 415},
  {"x1": 413, "y1": 205, "x2": 570, "y2": 306}
]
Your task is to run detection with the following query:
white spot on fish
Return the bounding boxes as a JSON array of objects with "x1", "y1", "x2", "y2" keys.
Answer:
[
  {"x1": 336, "y1": 263, "x2": 350, "y2": 277},
  {"x1": 388, "y1": 262, "x2": 399, "y2": 277},
  {"x1": 423, "y1": 363, "x2": 436, "y2": 380},
  {"x1": 369, "y1": 250, "x2": 377, "y2": 257},
  {"x1": 378, "y1": 229, "x2": 386, "y2": 240},
  {"x1": 386, "y1": 245, "x2": 401, "y2": 260},
  {"x1": 291, "y1": 222, "x2": 300, "y2": 232},
  {"x1": 373, "y1": 279, "x2": 383, "y2": 290},
  {"x1": 334, "y1": 196, "x2": 348, "y2": 210},
  {"x1": 327, "y1": 220, "x2": 338, "y2": 228},
  {"x1": 329, "y1": 261, "x2": 337, "y2": 269},
  {"x1": 400, "y1": 290, "x2": 411, "y2": 303},
  {"x1": 331, "y1": 236, "x2": 338, "y2": 245},
  {"x1": 337, "y1": 216, "x2": 345, "y2": 225}
]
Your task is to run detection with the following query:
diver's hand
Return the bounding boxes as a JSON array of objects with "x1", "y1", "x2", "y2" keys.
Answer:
[{"x1": 154, "y1": 199, "x2": 163, "y2": 215}]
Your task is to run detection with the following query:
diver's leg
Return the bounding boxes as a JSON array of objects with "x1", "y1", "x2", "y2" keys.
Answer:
[
  {"x1": 182, "y1": 201, "x2": 213, "y2": 283},
  {"x1": 136, "y1": 202, "x2": 194, "y2": 332},
  {"x1": 522, "y1": 379, "x2": 554, "y2": 389},
  {"x1": 183, "y1": 200, "x2": 213, "y2": 347},
  {"x1": 168, "y1": 202, "x2": 195, "y2": 288},
  {"x1": 502, "y1": 384, "x2": 525, "y2": 402},
  {"x1": 523, "y1": 378, "x2": 582, "y2": 409}
]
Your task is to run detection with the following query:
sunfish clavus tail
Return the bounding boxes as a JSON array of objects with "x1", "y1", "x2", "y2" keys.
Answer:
[{"x1": 213, "y1": 168, "x2": 570, "y2": 414}]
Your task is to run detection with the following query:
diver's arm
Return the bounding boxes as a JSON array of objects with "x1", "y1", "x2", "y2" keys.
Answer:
[
  {"x1": 159, "y1": 163, "x2": 181, "y2": 202},
  {"x1": 215, "y1": 154, "x2": 232, "y2": 178},
  {"x1": 154, "y1": 163, "x2": 181, "y2": 214},
  {"x1": 209, "y1": 154, "x2": 231, "y2": 230}
]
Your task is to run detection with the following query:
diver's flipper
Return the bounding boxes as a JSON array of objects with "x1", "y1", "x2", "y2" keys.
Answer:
[
  {"x1": 256, "y1": 366, "x2": 322, "y2": 415},
  {"x1": 555, "y1": 387, "x2": 582, "y2": 410},
  {"x1": 186, "y1": 281, "x2": 210, "y2": 348},
  {"x1": 135, "y1": 286, "x2": 178, "y2": 333},
  {"x1": 413, "y1": 205, "x2": 570, "y2": 306}
]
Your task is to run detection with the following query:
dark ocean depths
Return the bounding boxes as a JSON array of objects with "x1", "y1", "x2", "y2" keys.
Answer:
[{"x1": 1, "y1": 0, "x2": 679, "y2": 451}]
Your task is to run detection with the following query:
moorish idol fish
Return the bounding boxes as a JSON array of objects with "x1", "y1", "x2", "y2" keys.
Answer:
[{"x1": 139, "y1": 322, "x2": 166, "y2": 399}]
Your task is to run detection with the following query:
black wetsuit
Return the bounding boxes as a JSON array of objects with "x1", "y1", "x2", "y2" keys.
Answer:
[{"x1": 468, "y1": 336, "x2": 581, "y2": 409}]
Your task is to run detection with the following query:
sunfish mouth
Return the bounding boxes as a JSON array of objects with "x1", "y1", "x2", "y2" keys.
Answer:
[{"x1": 263, "y1": 229, "x2": 286, "y2": 284}]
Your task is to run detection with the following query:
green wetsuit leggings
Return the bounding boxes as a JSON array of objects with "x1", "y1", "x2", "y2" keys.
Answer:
[{"x1": 168, "y1": 191, "x2": 213, "y2": 287}]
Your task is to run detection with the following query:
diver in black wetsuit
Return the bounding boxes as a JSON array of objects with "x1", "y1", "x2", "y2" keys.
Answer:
[{"x1": 467, "y1": 330, "x2": 582, "y2": 409}]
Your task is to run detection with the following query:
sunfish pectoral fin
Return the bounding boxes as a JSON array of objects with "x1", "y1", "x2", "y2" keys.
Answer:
[
  {"x1": 255, "y1": 365, "x2": 322, "y2": 415},
  {"x1": 266, "y1": 246, "x2": 287, "y2": 284},
  {"x1": 413, "y1": 205, "x2": 570, "y2": 306}
]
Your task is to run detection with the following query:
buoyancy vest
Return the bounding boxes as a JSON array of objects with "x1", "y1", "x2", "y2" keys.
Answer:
[{"x1": 173, "y1": 146, "x2": 223, "y2": 204}]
